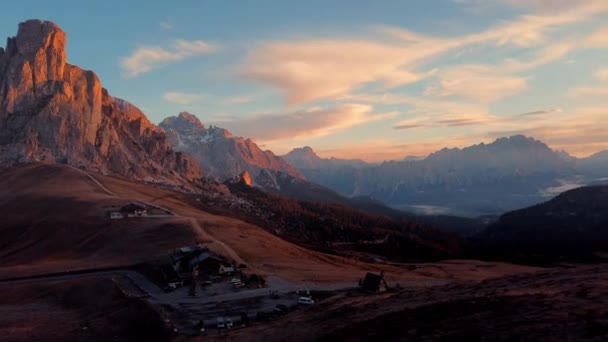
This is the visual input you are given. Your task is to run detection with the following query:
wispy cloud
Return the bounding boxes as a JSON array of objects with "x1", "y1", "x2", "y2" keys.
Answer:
[
  {"x1": 585, "y1": 26, "x2": 608, "y2": 48},
  {"x1": 518, "y1": 108, "x2": 562, "y2": 117},
  {"x1": 225, "y1": 96, "x2": 254, "y2": 105},
  {"x1": 214, "y1": 104, "x2": 396, "y2": 142},
  {"x1": 241, "y1": 1, "x2": 607, "y2": 106},
  {"x1": 425, "y1": 65, "x2": 529, "y2": 102},
  {"x1": 569, "y1": 86, "x2": 608, "y2": 98},
  {"x1": 242, "y1": 40, "x2": 442, "y2": 106},
  {"x1": 163, "y1": 92, "x2": 203, "y2": 105},
  {"x1": 595, "y1": 68, "x2": 608, "y2": 80},
  {"x1": 121, "y1": 39, "x2": 216, "y2": 78},
  {"x1": 160, "y1": 20, "x2": 173, "y2": 30}
]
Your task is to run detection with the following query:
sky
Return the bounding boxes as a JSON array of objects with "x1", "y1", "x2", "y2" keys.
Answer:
[{"x1": 1, "y1": 0, "x2": 607, "y2": 161}]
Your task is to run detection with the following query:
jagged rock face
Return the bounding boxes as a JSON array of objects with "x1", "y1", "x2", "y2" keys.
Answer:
[
  {"x1": 159, "y1": 112, "x2": 305, "y2": 188},
  {"x1": 0, "y1": 20, "x2": 201, "y2": 182}
]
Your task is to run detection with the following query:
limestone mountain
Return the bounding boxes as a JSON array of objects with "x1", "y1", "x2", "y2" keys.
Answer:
[
  {"x1": 0, "y1": 20, "x2": 201, "y2": 183},
  {"x1": 286, "y1": 136, "x2": 580, "y2": 216},
  {"x1": 283, "y1": 146, "x2": 371, "y2": 195},
  {"x1": 159, "y1": 112, "x2": 304, "y2": 189},
  {"x1": 284, "y1": 146, "x2": 370, "y2": 170}
]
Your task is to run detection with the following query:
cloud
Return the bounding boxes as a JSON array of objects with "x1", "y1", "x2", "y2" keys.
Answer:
[
  {"x1": 214, "y1": 104, "x2": 395, "y2": 142},
  {"x1": 242, "y1": 40, "x2": 443, "y2": 106},
  {"x1": 225, "y1": 96, "x2": 254, "y2": 105},
  {"x1": 241, "y1": 1, "x2": 606, "y2": 106},
  {"x1": 504, "y1": 40, "x2": 576, "y2": 71},
  {"x1": 160, "y1": 21, "x2": 173, "y2": 30},
  {"x1": 585, "y1": 26, "x2": 608, "y2": 48},
  {"x1": 393, "y1": 117, "x2": 432, "y2": 130},
  {"x1": 163, "y1": 92, "x2": 203, "y2": 105},
  {"x1": 518, "y1": 108, "x2": 562, "y2": 117},
  {"x1": 425, "y1": 65, "x2": 529, "y2": 102},
  {"x1": 455, "y1": 0, "x2": 608, "y2": 15},
  {"x1": 595, "y1": 68, "x2": 608, "y2": 80},
  {"x1": 569, "y1": 86, "x2": 608, "y2": 98},
  {"x1": 121, "y1": 39, "x2": 215, "y2": 78}
]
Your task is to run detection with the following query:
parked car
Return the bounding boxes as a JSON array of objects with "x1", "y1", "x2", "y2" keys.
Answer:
[
  {"x1": 201, "y1": 280, "x2": 212, "y2": 286},
  {"x1": 298, "y1": 297, "x2": 315, "y2": 305},
  {"x1": 226, "y1": 318, "x2": 233, "y2": 329},
  {"x1": 216, "y1": 317, "x2": 225, "y2": 329},
  {"x1": 256, "y1": 311, "x2": 271, "y2": 321},
  {"x1": 274, "y1": 304, "x2": 289, "y2": 315}
]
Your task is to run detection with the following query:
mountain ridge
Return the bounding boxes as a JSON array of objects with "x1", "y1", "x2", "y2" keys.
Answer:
[
  {"x1": 284, "y1": 135, "x2": 594, "y2": 216},
  {"x1": 160, "y1": 111, "x2": 305, "y2": 189}
]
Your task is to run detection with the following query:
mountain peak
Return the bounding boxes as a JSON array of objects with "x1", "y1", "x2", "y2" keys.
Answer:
[
  {"x1": 0, "y1": 20, "x2": 202, "y2": 182},
  {"x1": 286, "y1": 146, "x2": 320, "y2": 158},
  {"x1": 177, "y1": 111, "x2": 204, "y2": 127},
  {"x1": 15, "y1": 20, "x2": 66, "y2": 61}
]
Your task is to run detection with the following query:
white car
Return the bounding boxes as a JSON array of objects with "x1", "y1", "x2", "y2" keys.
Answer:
[
  {"x1": 298, "y1": 297, "x2": 315, "y2": 305},
  {"x1": 216, "y1": 317, "x2": 225, "y2": 329},
  {"x1": 226, "y1": 318, "x2": 233, "y2": 329}
]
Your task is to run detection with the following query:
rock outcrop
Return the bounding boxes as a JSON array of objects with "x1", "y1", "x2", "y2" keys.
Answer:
[
  {"x1": 159, "y1": 112, "x2": 304, "y2": 188},
  {"x1": 0, "y1": 20, "x2": 201, "y2": 182}
]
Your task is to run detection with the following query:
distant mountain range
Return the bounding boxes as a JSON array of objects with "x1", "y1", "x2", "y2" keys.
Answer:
[{"x1": 284, "y1": 136, "x2": 608, "y2": 217}]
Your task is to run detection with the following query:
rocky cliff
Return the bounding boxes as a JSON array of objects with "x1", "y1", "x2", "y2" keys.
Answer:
[
  {"x1": 160, "y1": 112, "x2": 304, "y2": 188},
  {"x1": 0, "y1": 20, "x2": 201, "y2": 182}
]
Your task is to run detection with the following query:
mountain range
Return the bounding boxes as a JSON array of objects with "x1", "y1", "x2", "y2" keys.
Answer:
[{"x1": 284, "y1": 136, "x2": 608, "y2": 217}]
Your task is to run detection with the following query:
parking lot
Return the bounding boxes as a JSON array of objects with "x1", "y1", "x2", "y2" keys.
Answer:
[{"x1": 139, "y1": 274, "x2": 330, "y2": 335}]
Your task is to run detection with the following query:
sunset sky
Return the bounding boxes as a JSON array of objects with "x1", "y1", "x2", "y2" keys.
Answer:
[{"x1": 1, "y1": 0, "x2": 607, "y2": 161}]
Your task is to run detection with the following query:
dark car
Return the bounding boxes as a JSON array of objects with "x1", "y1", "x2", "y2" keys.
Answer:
[{"x1": 274, "y1": 304, "x2": 289, "y2": 315}]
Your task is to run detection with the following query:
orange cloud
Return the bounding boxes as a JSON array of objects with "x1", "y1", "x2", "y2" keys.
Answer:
[
  {"x1": 595, "y1": 68, "x2": 608, "y2": 80},
  {"x1": 214, "y1": 104, "x2": 396, "y2": 142}
]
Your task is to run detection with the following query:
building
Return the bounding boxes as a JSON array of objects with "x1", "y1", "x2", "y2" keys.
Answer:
[
  {"x1": 110, "y1": 212, "x2": 124, "y2": 219},
  {"x1": 170, "y1": 246, "x2": 227, "y2": 279},
  {"x1": 127, "y1": 209, "x2": 148, "y2": 217},
  {"x1": 219, "y1": 265, "x2": 235, "y2": 275},
  {"x1": 121, "y1": 203, "x2": 149, "y2": 217},
  {"x1": 361, "y1": 272, "x2": 389, "y2": 293}
]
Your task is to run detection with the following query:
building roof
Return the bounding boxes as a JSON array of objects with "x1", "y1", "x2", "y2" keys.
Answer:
[{"x1": 362, "y1": 272, "x2": 386, "y2": 293}]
